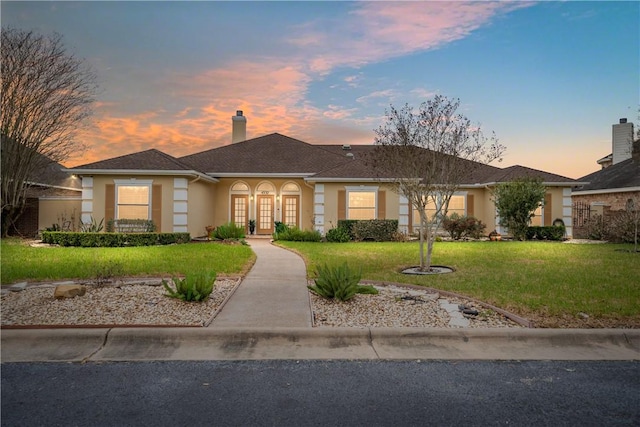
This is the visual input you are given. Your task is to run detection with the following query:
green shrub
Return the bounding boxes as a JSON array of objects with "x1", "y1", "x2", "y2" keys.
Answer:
[
  {"x1": 80, "y1": 216, "x2": 104, "y2": 233},
  {"x1": 213, "y1": 222, "x2": 246, "y2": 240},
  {"x1": 442, "y1": 213, "x2": 486, "y2": 240},
  {"x1": 352, "y1": 220, "x2": 399, "y2": 242},
  {"x1": 526, "y1": 225, "x2": 565, "y2": 241},
  {"x1": 308, "y1": 262, "x2": 378, "y2": 301},
  {"x1": 162, "y1": 271, "x2": 216, "y2": 302},
  {"x1": 274, "y1": 226, "x2": 322, "y2": 242},
  {"x1": 41, "y1": 231, "x2": 191, "y2": 247},
  {"x1": 274, "y1": 221, "x2": 289, "y2": 234},
  {"x1": 326, "y1": 226, "x2": 351, "y2": 243},
  {"x1": 337, "y1": 220, "x2": 359, "y2": 240}
]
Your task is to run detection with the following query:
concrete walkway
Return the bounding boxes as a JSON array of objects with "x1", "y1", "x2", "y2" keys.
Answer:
[{"x1": 209, "y1": 238, "x2": 312, "y2": 328}]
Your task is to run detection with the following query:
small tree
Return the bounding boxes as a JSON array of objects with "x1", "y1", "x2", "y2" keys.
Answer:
[
  {"x1": 366, "y1": 96, "x2": 504, "y2": 271},
  {"x1": 1, "y1": 28, "x2": 97, "y2": 236},
  {"x1": 493, "y1": 177, "x2": 546, "y2": 240}
]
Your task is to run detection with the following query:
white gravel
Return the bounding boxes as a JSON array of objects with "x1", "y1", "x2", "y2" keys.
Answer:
[
  {"x1": 2, "y1": 280, "x2": 524, "y2": 328},
  {"x1": 1, "y1": 279, "x2": 240, "y2": 327},
  {"x1": 310, "y1": 284, "x2": 524, "y2": 328}
]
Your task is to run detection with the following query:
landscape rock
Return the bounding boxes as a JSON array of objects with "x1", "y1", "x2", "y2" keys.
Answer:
[
  {"x1": 54, "y1": 285, "x2": 87, "y2": 299},
  {"x1": 9, "y1": 282, "x2": 28, "y2": 292}
]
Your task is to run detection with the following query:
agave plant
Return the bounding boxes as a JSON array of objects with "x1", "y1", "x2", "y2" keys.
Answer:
[{"x1": 162, "y1": 271, "x2": 216, "y2": 302}]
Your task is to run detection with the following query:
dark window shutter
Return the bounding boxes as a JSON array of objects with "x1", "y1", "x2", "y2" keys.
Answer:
[
  {"x1": 467, "y1": 194, "x2": 475, "y2": 217},
  {"x1": 377, "y1": 190, "x2": 386, "y2": 219},
  {"x1": 544, "y1": 193, "x2": 552, "y2": 226},
  {"x1": 152, "y1": 184, "x2": 162, "y2": 231},
  {"x1": 105, "y1": 184, "x2": 115, "y2": 221},
  {"x1": 338, "y1": 190, "x2": 346, "y2": 220}
]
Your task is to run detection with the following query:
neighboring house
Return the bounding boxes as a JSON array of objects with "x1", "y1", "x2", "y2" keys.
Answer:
[
  {"x1": 572, "y1": 119, "x2": 640, "y2": 237},
  {"x1": 65, "y1": 111, "x2": 579, "y2": 238},
  {"x1": 10, "y1": 154, "x2": 82, "y2": 237}
]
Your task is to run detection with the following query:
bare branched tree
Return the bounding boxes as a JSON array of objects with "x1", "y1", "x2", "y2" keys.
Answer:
[
  {"x1": 366, "y1": 96, "x2": 505, "y2": 271},
  {"x1": 1, "y1": 28, "x2": 96, "y2": 236}
]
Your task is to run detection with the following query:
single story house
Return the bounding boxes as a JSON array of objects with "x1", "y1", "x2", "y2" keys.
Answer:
[
  {"x1": 65, "y1": 111, "x2": 579, "y2": 238},
  {"x1": 572, "y1": 119, "x2": 640, "y2": 235}
]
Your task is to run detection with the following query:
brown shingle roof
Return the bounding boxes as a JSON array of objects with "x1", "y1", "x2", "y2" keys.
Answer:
[
  {"x1": 483, "y1": 165, "x2": 576, "y2": 184},
  {"x1": 575, "y1": 158, "x2": 640, "y2": 191},
  {"x1": 180, "y1": 133, "x2": 348, "y2": 175},
  {"x1": 68, "y1": 133, "x2": 578, "y2": 186},
  {"x1": 72, "y1": 149, "x2": 196, "y2": 171}
]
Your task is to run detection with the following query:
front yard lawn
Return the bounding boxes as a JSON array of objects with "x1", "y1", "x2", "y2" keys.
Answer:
[
  {"x1": 1, "y1": 239, "x2": 255, "y2": 284},
  {"x1": 278, "y1": 240, "x2": 640, "y2": 328}
]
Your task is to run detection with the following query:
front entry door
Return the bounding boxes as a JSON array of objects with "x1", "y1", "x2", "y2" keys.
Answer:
[
  {"x1": 257, "y1": 195, "x2": 274, "y2": 234},
  {"x1": 282, "y1": 195, "x2": 299, "y2": 228},
  {"x1": 231, "y1": 195, "x2": 249, "y2": 232}
]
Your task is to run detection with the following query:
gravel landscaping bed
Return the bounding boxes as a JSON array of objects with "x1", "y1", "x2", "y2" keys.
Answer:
[
  {"x1": 2, "y1": 279, "x2": 524, "y2": 328},
  {"x1": 1, "y1": 278, "x2": 241, "y2": 327},
  {"x1": 310, "y1": 284, "x2": 525, "y2": 328}
]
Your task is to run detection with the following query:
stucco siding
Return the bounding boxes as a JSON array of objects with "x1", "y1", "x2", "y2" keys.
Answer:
[
  {"x1": 186, "y1": 179, "x2": 216, "y2": 237},
  {"x1": 39, "y1": 198, "x2": 82, "y2": 232}
]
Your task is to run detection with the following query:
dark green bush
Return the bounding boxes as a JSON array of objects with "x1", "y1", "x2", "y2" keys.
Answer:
[
  {"x1": 213, "y1": 222, "x2": 246, "y2": 240},
  {"x1": 526, "y1": 226, "x2": 565, "y2": 241},
  {"x1": 352, "y1": 220, "x2": 399, "y2": 242},
  {"x1": 41, "y1": 231, "x2": 191, "y2": 247},
  {"x1": 162, "y1": 271, "x2": 216, "y2": 302},
  {"x1": 274, "y1": 221, "x2": 289, "y2": 234},
  {"x1": 326, "y1": 226, "x2": 351, "y2": 243},
  {"x1": 442, "y1": 213, "x2": 486, "y2": 240},
  {"x1": 337, "y1": 220, "x2": 359, "y2": 240},
  {"x1": 308, "y1": 262, "x2": 378, "y2": 301}
]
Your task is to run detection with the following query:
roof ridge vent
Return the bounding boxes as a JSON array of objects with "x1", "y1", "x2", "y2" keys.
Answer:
[{"x1": 342, "y1": 144, "x2": 351, "y2": 150}]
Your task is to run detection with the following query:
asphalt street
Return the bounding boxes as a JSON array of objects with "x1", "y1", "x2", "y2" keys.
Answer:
[{"x1": 2, "y1": 360, "x2": 638, "y2": 426}]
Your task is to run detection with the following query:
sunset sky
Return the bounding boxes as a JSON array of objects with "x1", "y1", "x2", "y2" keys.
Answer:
[{"x1": 2, "y1": 1, "x2": 638, "y2": 179}]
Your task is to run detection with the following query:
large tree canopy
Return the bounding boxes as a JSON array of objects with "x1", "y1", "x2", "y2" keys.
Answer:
[
  {"x1": 366, "y1": 95, "x2": 505, "y2": 271},
  {"x1": 1, "y1": 28, "x2": 96, "y2": 236}
]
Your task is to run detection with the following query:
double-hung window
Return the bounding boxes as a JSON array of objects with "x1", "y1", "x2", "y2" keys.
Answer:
[
  {"x1": 116, "y1": 182, "x2": 152, "y2": 220},
  {"x1": 346, "y1": 187, "x2": 377, "y2": 220}
]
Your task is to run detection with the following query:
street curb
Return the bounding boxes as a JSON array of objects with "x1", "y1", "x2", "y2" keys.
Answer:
[{"x1": 2, "y1": 327, "x2": 638, "y2": 363}]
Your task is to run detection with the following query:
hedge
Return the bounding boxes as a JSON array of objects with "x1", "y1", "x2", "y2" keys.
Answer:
[
  {"x1": 337, "y1": 219, "x2": 399, "y2": 242},
  {"x1": 525, "y1": 226, "x2": 565, "y2": 241},
  {"x1": 41, "y1": 231, "x2": 191, "y2": 247}
]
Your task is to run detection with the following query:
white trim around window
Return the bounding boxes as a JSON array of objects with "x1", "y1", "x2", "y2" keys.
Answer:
[
  {"x1": 345, "y1": 185, "x2": 379, "y2": 220},
  {"x1": 114, "y1": 179, "x2": 153, "y2": 220}
]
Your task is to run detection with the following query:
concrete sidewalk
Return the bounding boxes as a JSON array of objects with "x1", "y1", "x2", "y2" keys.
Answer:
[{"x1": 209, "y1": 238, "x2": 312, "y2": 328}]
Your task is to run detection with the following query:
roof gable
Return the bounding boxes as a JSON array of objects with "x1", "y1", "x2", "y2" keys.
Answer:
[{"x1": 72, "y1": 149, "x2": 196, "y2": 171}]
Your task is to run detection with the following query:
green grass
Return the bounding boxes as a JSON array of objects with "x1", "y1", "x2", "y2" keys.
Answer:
[
  {"x1": 1, "y1": 239, "x2": 255, "y2": 284},
  {"x1": 278, "y1": 240, "x2": 640, "y2": 327}
]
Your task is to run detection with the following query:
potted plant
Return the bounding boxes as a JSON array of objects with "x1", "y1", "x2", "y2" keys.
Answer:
[
  {"x1": 489, "y1": 230, "x2": 502, "y2": 241},
  {"x1": 249, "y1": 219, "x2": 256, "y2": 235}
]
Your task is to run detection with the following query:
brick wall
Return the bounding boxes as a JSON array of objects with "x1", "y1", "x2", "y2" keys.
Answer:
[{"x1": 572, "y1": 191, "x2": 640, "y2": 211}]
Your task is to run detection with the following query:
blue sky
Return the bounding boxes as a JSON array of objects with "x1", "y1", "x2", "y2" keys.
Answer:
[{"x1": 2, "y1": 1, "x2": 638, "y2": 178}]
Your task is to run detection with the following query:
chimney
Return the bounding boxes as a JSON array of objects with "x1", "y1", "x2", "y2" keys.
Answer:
[
  {"x1": 232, "y1": 110, "x2": 247, "y2": 143},
  {"x1": 612, "y1": 118, "x2": 634, "y2": 165}
]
